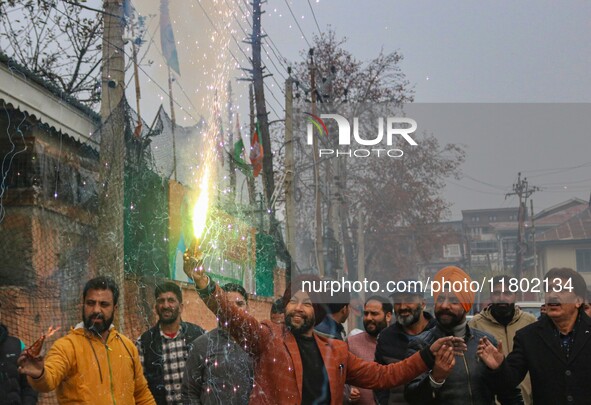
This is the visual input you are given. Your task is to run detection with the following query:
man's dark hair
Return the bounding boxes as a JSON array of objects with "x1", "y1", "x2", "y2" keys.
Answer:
[
  {"x1": 271, "y1": 298, "x2": 285, "y2": 314},
  {"x1": 222, "y1": 283, "x2": 248, "y2": 302},
  {"x1": 155, "y1": 282, "x2": 183, "y2": 303},
  {"x1": 365, "y1": 295, "x2": 393, "y2": 314},
  {"x1": 321, "y1": 281, "x2": 351, "y2": 314},
  {"x1": 544, "y1": 267, "x2": 588, "y2": 299},
  {"x1": 83, "y1": 276, "x2": 120, "y2": 305},
  {"x1": 326, "y1": 289, "x2": 351, "y2": 314}
]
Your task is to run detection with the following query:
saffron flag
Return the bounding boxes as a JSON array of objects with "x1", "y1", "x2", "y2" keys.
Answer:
[
  {"x1": 160, "y1": 0, "x2": 180, "y2": 75},
  {"x1": 250, "y1": 122, "x2": 264, "y2": 177}
]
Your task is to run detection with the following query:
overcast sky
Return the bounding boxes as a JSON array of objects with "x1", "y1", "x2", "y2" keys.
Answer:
[{"x1": 133, "y1": 0, "x2": 591, "y2": 220}]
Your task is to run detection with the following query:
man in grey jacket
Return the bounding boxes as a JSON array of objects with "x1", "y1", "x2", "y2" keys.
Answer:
[{"x1": 181, "y1": 283, "x2": 253, "y2": 405}]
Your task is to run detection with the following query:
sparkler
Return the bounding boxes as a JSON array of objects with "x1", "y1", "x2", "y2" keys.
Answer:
[
  {"x1": 24, "y1": 326, "x2": 61, "y2": 359},
  {"x1": 191, "y1": 166, "x2": 211, "y2": 259}
]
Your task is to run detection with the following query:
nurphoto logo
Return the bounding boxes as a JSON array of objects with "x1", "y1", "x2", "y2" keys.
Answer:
[{"x1": 304, "y1": 112, "x2": 418, "y2": 158}]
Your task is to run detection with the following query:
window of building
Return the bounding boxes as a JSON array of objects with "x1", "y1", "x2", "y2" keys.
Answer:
[
  {"x1": 443, "y1": 244, "x2": 461, "y2": 258},
  {"x1": 576, "y1": 249, "x2": 591, "y2": 272}
]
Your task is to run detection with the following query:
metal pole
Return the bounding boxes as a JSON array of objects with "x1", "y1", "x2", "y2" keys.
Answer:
[{"x1": 284, "y1": 75, "x2": 296, "y2": 272}]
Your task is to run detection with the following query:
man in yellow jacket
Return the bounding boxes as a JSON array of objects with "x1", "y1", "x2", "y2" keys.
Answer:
[{"x1": 17, "y1": 276, "x2": 156, "y2": 405}]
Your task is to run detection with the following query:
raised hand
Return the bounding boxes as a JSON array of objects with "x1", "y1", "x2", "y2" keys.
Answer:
[
  {"x1": 430, "y1": 336, "x2": 468, "y2": 356},
  {"x1": 477, "y1": 336, "x2": 504, "y2": 370},
  {"x1": 17, "y1": 352, "x2": 44, "y2": 379},
  {"x1": 431, "y1": 345, "x2": 455, "y2": 383},
  {"x1": 183, "y1": 249, "x2": 208, "y2": 289}
]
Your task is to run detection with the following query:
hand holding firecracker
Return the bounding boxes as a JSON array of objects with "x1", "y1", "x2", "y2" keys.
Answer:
[
  {"x1": 24, "y1": 326, "x2": 60, "y2": 359},
  {"x1": 183, "y1": 248, "x2": 209, "y2": 289},
  {"x1": 17, "y1": 326, "x2": 60, "y2": 378}
]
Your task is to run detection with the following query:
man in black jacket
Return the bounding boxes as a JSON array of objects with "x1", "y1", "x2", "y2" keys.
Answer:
[
  {"x1": 478, "y1": 267, "x2": 591, "y2": 405},
  {"x1": 374, "y1": 280, "x2": 436, "y2": 405},
  {"x1": 137, "y1": 282, "x2": 205, "y2": 405},
  {"x1": 0, "y1": 302, "x2": 37, "y2": 405}
]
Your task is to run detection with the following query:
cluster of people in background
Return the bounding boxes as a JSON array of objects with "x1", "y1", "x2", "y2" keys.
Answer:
[{"x1": 4, "y1": 262, "x2": 591, "y2": 405}]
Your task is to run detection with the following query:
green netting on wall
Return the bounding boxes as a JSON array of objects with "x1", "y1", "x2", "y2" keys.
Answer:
[
  {"x1": 255, "y1": 232, "x2": 276, "y2": 296},
  {"x1": 124, "y1": 166, "x2": 169, "y2": 278}
]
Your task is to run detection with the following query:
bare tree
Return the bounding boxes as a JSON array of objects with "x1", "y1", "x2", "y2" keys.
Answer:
[
  {"x1": 0, "y1": 0, "x2": 103, "y2": 108},
  {"x1": 286, "y1": 29, "x2": 465, "y2": 280},
  {"x1": 292, "y1": 29, "x2": 414, "y2": 106}
]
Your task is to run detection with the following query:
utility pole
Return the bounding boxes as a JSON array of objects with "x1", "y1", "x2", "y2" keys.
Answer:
[
  {"x1": 130, "y1": 19, "x2": 142, "y2": 138},
  {"x1": 250, "y1": 0, "x2": 291, "y2": 275},
  {"x1": 247, "y1": 85, "x2": 257, "y2": 205},
  {"x1": 284, "y1": 71, "x2": 296, "y2": 275},
  {"x1": 506, "y1": 172, "x2": 539, "y2": 285},
  {"x1": 530, "y1": 198, "x2": 540, "y2": 300},
  {"x1": 251, "y1": 0, "x2": 274, "y2": 207},
  {"x1": 227, "y1": 81, "x2": 236, "y2": 198},
  {"x1": 98, "y1": 0, "x2": 125, "y2": 328},
  {"x1": 168, "y1": 67, "x2": 178, "y2": 181},
  {"x1": 309, "y1": 48, "x2": 325, "y2": 276},
  {"x1": 357, "y1": 212, "x2": 366, "y2": 303}
]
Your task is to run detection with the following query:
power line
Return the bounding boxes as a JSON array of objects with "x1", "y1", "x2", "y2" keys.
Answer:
[
  {"x1": 306, "y1": 0, "x2": 322, "y2": 35},
  {"x1": 446, "y1": 180, "x2": 505, "y2": 196},
  {"x1": 263, "y1": 40, "x2": 288, "y2": 70},
  {"x1": 60, "y1": 0, "x2": 120, "y2": 18},
  {"x1": 264, "y1": 33, "x2": 290, "y2": 67},
  {"x1": 263, "y1": 47, "x2": 287, "y2": 81},
  {"x1": 192, "y1": 0, "x2": 283, "y2": 118},
  {"x1": 223, "y1": 0, "x2": 288, "y2": 88},
  {"x1": 0, "y1": 4, "x2": 26, "y2": 15},
  {"x1": 233, "y1": 0, "x2": 292, "y2": 72},
  {"x1": 523, "y1": 160, "x2": 591, "y2": 179},
  {"x1": 462, "y1": 174, "x2": 509, "y2": 191},
  {"x1": 282, "y1": 0, "x2": 312, "y2": 48}
]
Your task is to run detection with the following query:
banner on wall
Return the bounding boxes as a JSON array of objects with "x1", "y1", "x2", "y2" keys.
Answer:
[{"x1": 168, "y1": 181, "x2": 256, "y2": 289}]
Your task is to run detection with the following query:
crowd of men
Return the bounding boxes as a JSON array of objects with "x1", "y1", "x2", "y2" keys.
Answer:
[{"x1": 4, "y1": 261, "x2": 591, "y2": 404}]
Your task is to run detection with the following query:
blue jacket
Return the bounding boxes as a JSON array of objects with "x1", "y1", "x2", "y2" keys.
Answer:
[{"x1": 315, "y1": 315, "x2": 346, "y2": 341}]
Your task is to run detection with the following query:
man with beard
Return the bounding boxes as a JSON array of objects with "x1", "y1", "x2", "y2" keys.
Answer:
[
  {"x1": 17, "y1": 276, "x2": 155, "y2": 405},
  {"x1": 469, "y1": 275, "x2": 536, "y2": 404},
  {"x1": 183, "y1": 253, "x2": 466, "y2": 404},
  {"x1": 347, "y1": 296, "x2": 393, "y2": 404},
  {"x1": 137, "y1": 282, "x2": 205, "y2": 405},
  {"x1": 374, "y1": 280, "x2": 436, "y2": 405},
  {"x1": 404, "y1": 266, "x2": 523, "y2": 405},
  {"x1": 478, "y1": 268, "x2": 591, "y2": 405},
  {"x1": 181, "y1": 283, "x2": 254, "y2": 404}
]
